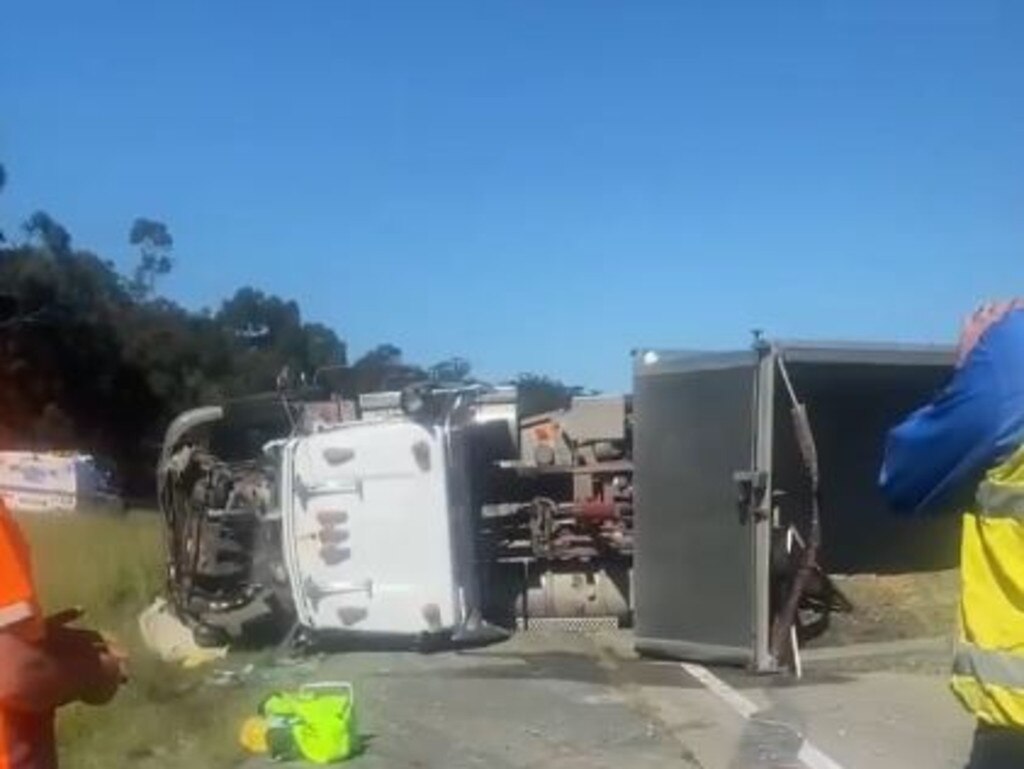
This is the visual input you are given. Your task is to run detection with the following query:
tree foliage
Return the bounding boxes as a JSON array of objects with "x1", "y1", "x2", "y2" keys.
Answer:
[
  {"x1": 0, "y1": 211, "x2": 350, "y2": 495},
  {"x1": 512, "y1": 373, "x2": 586, "y2": 417},
  {"x1": 349, "y1": 344, "x2": 425, "y2": 394},
  {"x1": 128, "y1": 217, "x2": 174, "y2": 300},
  {"x1": 0, "y1": 164, "x2": 6, "y2": 243},
  {"x1": 24, "y1": 211, "x2": 72, "y2": 256},
  {"x1": 428, "y1": 356, "x2": 473, "y2": 384},
  {"x1": 0, "y1": 169, "x2": 589, "y2": 498}
]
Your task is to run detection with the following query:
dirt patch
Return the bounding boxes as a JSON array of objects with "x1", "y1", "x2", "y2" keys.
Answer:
[{"x1": 811, "y1": 569, "x2": 959, "y2": 647}]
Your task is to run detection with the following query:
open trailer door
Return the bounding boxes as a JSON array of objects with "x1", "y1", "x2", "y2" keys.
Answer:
[
  {"x1": 633, "y1": 349, "x2": 770, "y2": 667},
  {"x1": 768, "y1": 343, "x2": 957, "y2": 576}
]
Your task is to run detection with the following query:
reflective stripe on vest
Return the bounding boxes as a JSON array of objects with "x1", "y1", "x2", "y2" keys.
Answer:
[
  {"x1": 954, "y1": 643, "x2": 1024, "y2": 690},
  {"x1": 953, "y1": 451, "x2": 1024, "y2": 727},
  {"x1": 975, "y1": 481, "x2": 1024, "y2": 518}
]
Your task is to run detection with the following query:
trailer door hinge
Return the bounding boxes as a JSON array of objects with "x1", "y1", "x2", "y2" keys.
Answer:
[{"x1": 733, "y1": 470, "x2": 768, "y2": 524}]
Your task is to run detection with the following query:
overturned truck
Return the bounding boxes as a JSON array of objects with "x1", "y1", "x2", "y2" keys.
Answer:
[
  {"x1": 157, "y1": 381, "x2": 632, "y2": 647},
  {"x1": 158, "y1": 336, "x2": 959, "y2": 666}
]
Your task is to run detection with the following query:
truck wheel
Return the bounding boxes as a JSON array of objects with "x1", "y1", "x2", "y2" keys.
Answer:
[{"x1": 193, "y1": 623, "x2": 230, "y2": 648}]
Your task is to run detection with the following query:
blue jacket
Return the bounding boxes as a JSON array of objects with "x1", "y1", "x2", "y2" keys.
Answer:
[{"x1": 879, "y1": 309, "x2": 1024, "y2": 514}]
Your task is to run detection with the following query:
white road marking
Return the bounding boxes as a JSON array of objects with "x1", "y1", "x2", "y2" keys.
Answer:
[
  {"x1": 797, "y1": 739, "x2": 847, "y2": 769},
  {"x1": 579, "y1": 692, "x2": 627, "y2": 705},
  {"x1": 680, "y1": 662, "x2": 848, "y2": 769},
  {"x1": 680, "y1": 662, "x2": 761, "y2": 719}
]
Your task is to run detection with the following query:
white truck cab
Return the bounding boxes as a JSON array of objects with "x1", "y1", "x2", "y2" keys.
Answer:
[
  {"x1": 158, "y1": 384, "x2": 513, "y2": 647},
  {"x1": 280, "y1": 418, "x2": 467, "y2": 636}
]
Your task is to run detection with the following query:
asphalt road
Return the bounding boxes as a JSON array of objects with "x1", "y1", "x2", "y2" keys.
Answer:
[{"x1": 245, "y1": 631, "x2": 974, "y2": 768}]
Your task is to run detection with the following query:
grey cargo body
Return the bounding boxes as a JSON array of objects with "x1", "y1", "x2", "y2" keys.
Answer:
[{"x1": 632, "y1": 341, "x2": 957, "y2": 671}]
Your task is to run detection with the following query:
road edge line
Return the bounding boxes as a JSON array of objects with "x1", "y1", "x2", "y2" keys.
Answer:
[
  {"x1": 679, "y1": 662, "x2": 760, "y2": 719},
  {"x1": 797, "y1": 739, "x2": 847, "y2": 769},
  {"x1": 680, "y1": 662, "x2": 848, "y2": 769}
]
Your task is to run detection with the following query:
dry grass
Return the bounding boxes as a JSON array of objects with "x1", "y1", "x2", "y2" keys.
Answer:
[
  {"x1": 818, "y1": 569, "x2": 960, "y2": 646},
  {"x1": 20, "y1": 512, "x2": 165, "y2": 629},
  {"x1": 18, "y1": 512, "x2": 262, "y2": 769}
]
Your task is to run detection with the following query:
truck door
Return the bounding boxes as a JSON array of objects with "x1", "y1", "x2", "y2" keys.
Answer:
[
  {"x1": 632, "y1": 350, "x2": 766, "y2": 666},
  {"x1": 282, "y1": 420, "x2": 460, "y2": 636}
]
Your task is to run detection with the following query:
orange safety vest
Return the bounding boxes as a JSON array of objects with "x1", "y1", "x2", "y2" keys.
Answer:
[{"x1": 0, "y1": 500, "x2": 54, "y2": 769}]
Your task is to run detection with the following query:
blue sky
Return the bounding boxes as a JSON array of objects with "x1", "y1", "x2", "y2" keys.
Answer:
[{"x1": 2, "y1": 1, "x2": 1022, "y2": 391}]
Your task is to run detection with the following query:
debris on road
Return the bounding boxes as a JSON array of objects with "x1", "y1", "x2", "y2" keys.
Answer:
[{"x1": 138, "y1": 597, "x2": 228, "y2": 667}]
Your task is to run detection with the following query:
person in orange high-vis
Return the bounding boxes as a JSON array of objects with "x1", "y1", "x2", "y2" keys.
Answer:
[{"x1": 0, "y1": 499, "x2": 125, "y2": 769}]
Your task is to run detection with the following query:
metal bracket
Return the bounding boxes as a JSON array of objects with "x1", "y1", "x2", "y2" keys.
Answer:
[
  {"x1": 303, "y1": 577, "x2": 373, "y2": 609},
  {"x1": 294, "y1": 474, "x2": 364, "y2": 507}
]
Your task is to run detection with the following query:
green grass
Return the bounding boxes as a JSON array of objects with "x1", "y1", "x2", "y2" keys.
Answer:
[{"x1": 19, "y1": 512, "x2": 264, "y2": 769}]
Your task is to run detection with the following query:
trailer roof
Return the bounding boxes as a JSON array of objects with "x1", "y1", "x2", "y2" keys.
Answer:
[
  {"x1": 773, "y1": 339, "x2": 955, "y2": 367},
  {"x1": 634, "y1": 340, "x2": 955, "y2": 377}
]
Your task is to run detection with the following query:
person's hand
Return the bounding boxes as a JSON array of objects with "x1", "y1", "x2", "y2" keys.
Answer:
[
  {"x1": 43, "y1": 608, "x2": 128, "y2": 706},
  {"x1": 78, "y1": 644, "x2": 126, "y2": 705},
  {"x1": 44, "y1": 608, "x2": 105, "y2": 651},
  {"x1": 99, "y1": 633, "x2": 129, "y2": 678},
  {"x1": 46, "y1": 607, "x2": 85, "y2": 629},
  {"x1": 956, "y1": 300, "x2": 1024, "y2": 367}
]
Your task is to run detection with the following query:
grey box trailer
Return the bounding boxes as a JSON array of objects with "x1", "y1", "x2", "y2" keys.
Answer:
[{"x1": 632, "y1": 340, "x2": 958, "y2": 672}]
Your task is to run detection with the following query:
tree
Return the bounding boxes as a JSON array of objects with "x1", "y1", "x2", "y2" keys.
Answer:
[
  {"x1": 512, "y1": 373, "x2": 586, "y2": 417},
  {"x1": 33, "y1": 403, "x2": 75, "y2": 448},
  {"x1": 0, "y1": 163, "x2": 6, "y2": 242},
  {"x1": 128, "y1": 217, "x2": 174, "y2": 300},
  {"x1": 217, "y1": 287, "x2": 298, "y2": 344},
  {"x1": 302, "y1": 322, "x2": 348, "y2": 372},
  {"x1": 351, "y1": 344, "x2": 425, "y2": 393},
  {"x1": 215, "y1": 287, "x2": 345, "y2": 394},
  {"x1": 23, "y1": 211, "x2": 72, "y2": 256},
  {"x1": 428, "y1": 356, "x2": 472, "y2": 384}
]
